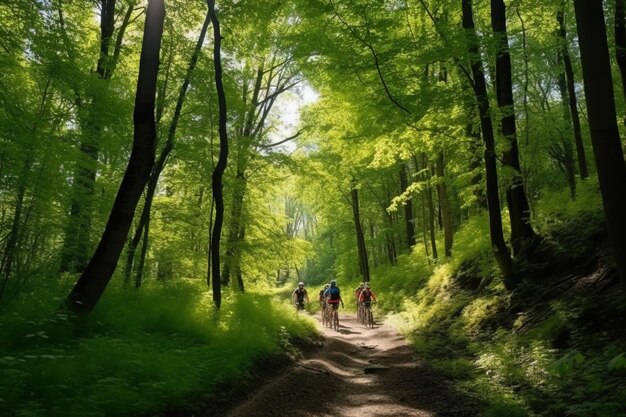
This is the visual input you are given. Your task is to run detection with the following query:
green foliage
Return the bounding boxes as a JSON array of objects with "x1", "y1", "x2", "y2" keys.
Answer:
[{"x1": 0, "y1": 280, "x2": 316, "y2": 417}]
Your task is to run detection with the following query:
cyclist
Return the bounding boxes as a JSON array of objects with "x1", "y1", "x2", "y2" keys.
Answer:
[
  {"x1": 358, "y1": 282, "x2": 377, "y2": 305},
  {"x1": 323, "y1": 280, "x2": 344, "y2": 312},
  {"x1": 319, "y1": 283, "x2": 330, "y2": 323},
  {"x1": 354, "y1": 283, "x2": 365, "y2": 305},
  {"x1": 319, "y1": 283, "x2": 330, "y2": 306},
  {"x1": 292, "y1": 282, "x2": 309, "y2": 311}
]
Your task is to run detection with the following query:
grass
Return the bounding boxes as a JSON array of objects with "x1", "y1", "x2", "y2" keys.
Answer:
[
  {"x1": 375, "y1": 179, "x2": 626, "y2": 417},
  {"x1": 0, "y1": 279, "x2": 317, "y2": 417}
]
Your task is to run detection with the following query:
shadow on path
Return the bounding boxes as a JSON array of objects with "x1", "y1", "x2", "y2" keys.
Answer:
[{"x1": 221, "y1": 314, "x2": 481, "y2": 417}]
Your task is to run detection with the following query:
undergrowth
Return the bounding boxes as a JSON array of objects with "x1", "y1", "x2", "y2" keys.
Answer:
[
  {"x1": 0, "y1": 280, "x2": 317, "y2": 417},
  {"x1": 379, "y1": 179, "x2": 626, "y2": 417}
]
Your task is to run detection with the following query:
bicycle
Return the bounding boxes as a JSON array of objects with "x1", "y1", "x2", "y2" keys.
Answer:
[
  {"x1": 320, "y1": 302, "x2": 328, "y2": 326},
  {"x1": 362, "y1": 301, "x2": 375, "y2": 328},
  {"x1": 330, "y1": 306, "x2": 339, "y2": 331},
  {"x1": 294, "y1": 300, "x2": 306, "y2": 314},
  {"x1": 357, "y1": 300, "x2": 364, "y2": 323}
]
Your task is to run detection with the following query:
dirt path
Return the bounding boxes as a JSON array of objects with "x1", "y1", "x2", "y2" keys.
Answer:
[{"x1": 226, "y1": 313, "x2": 480, "y2": 417}]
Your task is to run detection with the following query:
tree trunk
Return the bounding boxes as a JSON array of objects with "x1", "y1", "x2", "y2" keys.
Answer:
[
  {"x1": 60, "y1": 0, "x2": 118, "y2": 273},
  {"x1": 466, "y1": 116, "x2": 487, "y2": 209},
  {"x1": 555, "y1": 47, "x2": 577, "y2": 200},
  {"x1": 557, "y1": 9, "x2": 589, "y2": 179},
  {"x1": 399, "y1": 162, "x2": 416, "y2": 250},
  {"x1": 65, "y1": 0, "x2": 164, "y2": 314},
  {"x1": 134, "y1": 220, "x2": 149, "y2": 288},
  {"x1": 462, "y1": 0, "x2": 514, "y2": 286},
  {"x1": 351, "y1": 184, "x2": 370, "y2": 282},
  {"x1": 436, "y1": 153, "x2": 453, "y2": 257},
  {"x1": 423, "y1": 155, "x2": 438, "y2": 260},
  {"x1": 490, "y1": 0, "x2": 537, "y2": 256},
  {"x1": 0, "y1": 167, "x2": 27, "y2": 299},
  {"x1": 573, "y1": 0, "x2": 626, "y2": 291},
  {"x1": 208, "y1": 0, "x2": 228, "y2": 309},
  {"x1": 616, "y1": 0, "x2": 626, "y2": 123}
]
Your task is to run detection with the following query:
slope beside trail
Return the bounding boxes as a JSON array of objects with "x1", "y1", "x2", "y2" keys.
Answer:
[{"x1": 225, "y1": 313, "x2": 481, "y2": 417}]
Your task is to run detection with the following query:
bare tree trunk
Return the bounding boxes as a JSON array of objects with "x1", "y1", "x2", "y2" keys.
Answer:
[
  {"x1": 436, "y1": 153, "x2": 453, "y2": 257},
  {"x1": 351, "y1": 183, "x2": 370, "y2": 282},
  {"x1": 65, "y1": 0, "x2": 164, "y2": 314},
  {"x1": 554, "y1": 47, "x2": 577, "y2": 200},
  {"x1": 573, "y1": 0, "x2": 626, "y2": 292},
  {"x1": 208, "y1": 0, "x2": 228, "y2": 309},
  {"x1": 490, "y1": 0, "x2": 537, "y2": 256},
  {"x1": 462, "y1": 0, "x2": 514, "y2": 286},
  {"x1": 134, "y1": 220, "x2": 149, "y2": 288},
  {"x1": 399, "y1": 162, "x2": 416, "y2": 250},
  {"x1": 616, "y1": 0, "x2": 626, "y2": 125},
  {"x1": 557, "y1": 8, "x2": 589, "y2": 179},
  {"x1": 423, "y1": 155, "x2": 438, "y2": 260}
]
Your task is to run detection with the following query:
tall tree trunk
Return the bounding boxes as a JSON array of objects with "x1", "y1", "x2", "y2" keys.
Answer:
[
  {"x1": 124, "y1": 9, "x2": 211, "y2": 284},
  {"x1": 351, "y1": 184, "x2": 370, "y2": 282},
  {"x1": 616, "y1": 0, "x2": 626, "y2": 124},
  {"x1": 436, "y1": 153, "x2": 453, "y2": 257},
  {"x1": 134, "y1": 220, "x2": 149, "y2": 288},
  {"x1": 419, "y1": 196, "x2": 430, "y2": 261},
  {"x1": 60, "y1": 0, "x2": 118, "y2": 273},
  {"x1": 555, "y1": 47, "x2": 577, "y2": 200},
  {"x1": 423, "y1": 155, "x2": 438, "y2": 260},
  {"x1": 462, "y1": 0, "x2": 514, "y2": 286},
  {"x1": 399, "y1": 162, "x2": 416, "y2": 250},
  {"x1": 0, "y1": 167, "x2": 28, "y2": 299},
  {"x1": 467, "y1": 115, "x2": 487, "y2": 209},
  {"x1": 65, "y1": 0, "x2": 164, "y2": 314},
  {"x1": 490, "y1": 0, "x2": 537, "y2": 256},
  {"x1": 221, "y1": 167, "x2": 246, "y2": 287},
  {"x1": 208, "y1": 0, "x2": 228, "y2": 309},
  {"x1": 221, "y1": 66, "x2": 263, "y2": 288},
  {"x1": 557, "y1": 8, "x2": 589, "y2": 179},
  {"x1": 573, "y1": 0, "x2": 626, "y2": 291}
]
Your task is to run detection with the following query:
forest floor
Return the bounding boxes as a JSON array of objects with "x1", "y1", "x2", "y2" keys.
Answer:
[{"x1": 222, "y1": 313, "x2": 482, "y2": 417}]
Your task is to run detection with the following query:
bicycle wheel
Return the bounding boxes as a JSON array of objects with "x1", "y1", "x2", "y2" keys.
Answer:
[
  {"x1": 367, "y1": 307, "x2": 374, "y2": 328},
  {"x1": 326, "y1": 307, "x2": 332, "y2": 328},
  {"x1": 333, "y1": 309, "x2": 339, "y2": 331}
]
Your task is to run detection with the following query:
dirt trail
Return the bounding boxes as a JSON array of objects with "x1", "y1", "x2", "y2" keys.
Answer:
[{"x1": 226, "y1": 313, "x2": 480, "y2": 417}]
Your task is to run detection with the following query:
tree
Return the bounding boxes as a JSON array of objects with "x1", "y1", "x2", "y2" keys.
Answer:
[
  {"x1": 462, "y1": 0, "x2": 513, "y2": 285},
  {"x1": 125, "y1": 8, "x2": 212, "y2": 287},
  {"x1": 208, "y1": 0, "x2": 228, "y2": 309},
  {"x1": 60, "y1": 0, "x2": 137, "y2": 272},
  {"x1": 65, "y1": 0, "x2": 165, "y2": 314},
  {"x1": 351, "y1": 181, "x2": 370, "y2": 282},
  {"x1": 557, "y1": 7, "x2": 588, "y2": 179},
  {"x1": 490, "y1": 0, "x2": 537, "y2": 255},
  {"x1": 572, "y1": 0, "x2": 626, "y2": 290}
]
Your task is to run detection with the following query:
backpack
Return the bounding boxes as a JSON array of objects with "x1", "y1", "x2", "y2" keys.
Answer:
[
  {"x1": 327, "y1": 287, "x2": 340, "y2": 300},
  {"x1": 295, "y1": 288, "x2": 306, "y2": 300}
]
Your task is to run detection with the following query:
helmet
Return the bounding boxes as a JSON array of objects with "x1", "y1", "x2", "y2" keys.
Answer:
[
  {"x1": 359, "y1": 283, "x2": 364, "y2": 288},
  {"x1": 298, "y1": 282, "x2": 304, "y2": 287},
  {"x1": 330, "y1": 280, "x2": 336, "y2": 287},
  {"x1": 324, "y1": 284, "x2": 330, "y2": 289},
  {"x1": 364, "y1": 282, "x2": 370, "y2": 288}
]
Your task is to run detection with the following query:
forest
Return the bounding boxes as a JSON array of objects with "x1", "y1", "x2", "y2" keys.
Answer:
[{"x1": 1, "y1": 0, "x2": 626, "y2": 415}]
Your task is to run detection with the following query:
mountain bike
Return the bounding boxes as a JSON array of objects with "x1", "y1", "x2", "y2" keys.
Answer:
[
  {"x1": 320, "y1": 301, "x2": 328, "y2": 326},
  {"x1": 331, "y1": 306, "x2": 339, "y2": 331},
  {"x1": 362, "y1": 301, "x2": 374, "y2": 328},
  {"x1": 357, "y1": 300, "x2": 364, "y2": 323}
]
